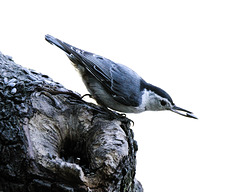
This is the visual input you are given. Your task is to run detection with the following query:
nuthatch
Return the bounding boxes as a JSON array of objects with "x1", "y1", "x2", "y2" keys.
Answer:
[{"x1": 45, "y1": 35, "x2": 197, "y2": 119}]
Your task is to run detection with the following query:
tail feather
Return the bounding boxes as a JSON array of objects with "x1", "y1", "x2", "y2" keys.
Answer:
[{"x1": 45, "y1": 34, "x2": 72, "y2": 55}]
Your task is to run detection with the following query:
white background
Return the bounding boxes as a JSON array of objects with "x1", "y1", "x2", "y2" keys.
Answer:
[{"x1": 1, "y1": 1, "x2": 240, "y2": 191}]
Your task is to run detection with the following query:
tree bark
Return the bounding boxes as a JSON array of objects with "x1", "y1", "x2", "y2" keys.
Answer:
[{"x1": 0, "y1": 52, "x2": 143, "y2": 192}]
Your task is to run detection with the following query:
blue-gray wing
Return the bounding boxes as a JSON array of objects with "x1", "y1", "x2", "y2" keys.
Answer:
[
  {"x1": 45, "y1": 35, "x2": 142, "y2": 106},
  {"x1": 75, "y1": 51, "x2": 142, "y2": 107}
]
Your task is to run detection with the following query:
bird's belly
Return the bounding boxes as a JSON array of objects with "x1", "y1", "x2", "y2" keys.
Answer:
[{"x1": 81, "y1": 75, "x2": 143, "y2": 113}]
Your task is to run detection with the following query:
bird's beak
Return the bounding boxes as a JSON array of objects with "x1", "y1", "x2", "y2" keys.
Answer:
[{"x1": 170, "y1": 105, "x2": 198, "y2": 119}]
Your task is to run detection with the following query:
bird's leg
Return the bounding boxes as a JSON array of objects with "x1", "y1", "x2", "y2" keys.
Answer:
[
  {"x1": 91, "y1": 106, "x2": 134, "y2": 126},
  {"x1": 102, "y1": 106, "x2": 126, "y2": 118},
  {"x1": 102, "y1": 107, "x2": 134, "y2": 126},
  {"x1": 80, "y1": 94, "x2": 92, "y2": 99}
]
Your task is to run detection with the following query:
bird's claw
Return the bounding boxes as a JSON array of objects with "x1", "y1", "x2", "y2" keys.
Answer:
[
  {"x1": 91, "y1": 107, "x2": 134, "y2": 126},
  {"x1": 80, "y1": 94, "x2": 92, "y2": 99}
]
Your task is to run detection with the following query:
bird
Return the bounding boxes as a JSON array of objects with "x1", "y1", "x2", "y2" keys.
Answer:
[{"x1": 45, "y1": 34, "x2": 197, "y2": 119}]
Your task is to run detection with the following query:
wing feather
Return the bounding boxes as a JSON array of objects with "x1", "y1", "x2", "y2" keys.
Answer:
[{"x1": 46, "y1": 35, "x2": 141, "y2": 106}]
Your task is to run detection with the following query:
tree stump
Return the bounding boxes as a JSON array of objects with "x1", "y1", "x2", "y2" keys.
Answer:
[{"x1": 0, "y1": 52, "x2": 143, "y2": 192}]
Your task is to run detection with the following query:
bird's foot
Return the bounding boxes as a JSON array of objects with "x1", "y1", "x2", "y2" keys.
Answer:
[
  {"x1": 80, "y1": 94, "x2": 92, "y2": 99},
  {"x1": 91, "y1": 106, "x2": 134, "y2": 126},
  {"x1": 108, "y1": 110, "x2": 134, "y2": 127}
]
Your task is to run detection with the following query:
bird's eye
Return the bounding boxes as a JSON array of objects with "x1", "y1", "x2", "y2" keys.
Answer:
[{"x1": 161, "y1": 100, "x2": 167, "y2": 106}]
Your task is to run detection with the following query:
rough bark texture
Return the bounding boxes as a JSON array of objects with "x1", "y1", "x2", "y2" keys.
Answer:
[{"x1": 0, "y1": 52, "x2": 143, "y2": 192}]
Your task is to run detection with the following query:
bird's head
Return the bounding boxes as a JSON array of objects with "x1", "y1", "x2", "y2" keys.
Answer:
[{"x1": 142, "y1": 82, "x2": 197, "y2": 119}]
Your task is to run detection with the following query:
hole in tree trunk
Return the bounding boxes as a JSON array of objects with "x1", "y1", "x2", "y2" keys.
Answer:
[{"x1": 59, "y1": 137, "x2": 90, "y2": 173}]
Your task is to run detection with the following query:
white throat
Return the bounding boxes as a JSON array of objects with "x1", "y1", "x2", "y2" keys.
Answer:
[{"x1": 137, "y1": 89, "x2": 166, "y2": 112}]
